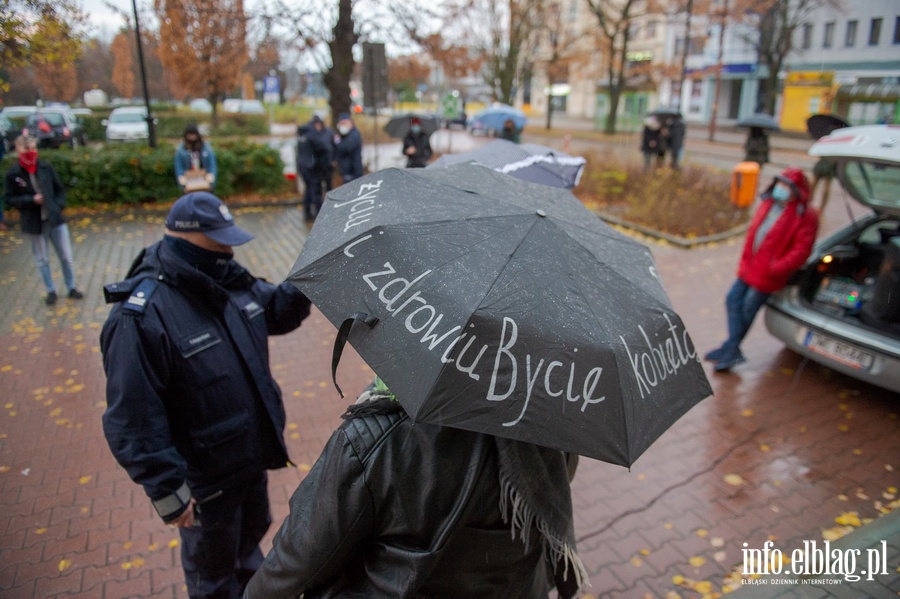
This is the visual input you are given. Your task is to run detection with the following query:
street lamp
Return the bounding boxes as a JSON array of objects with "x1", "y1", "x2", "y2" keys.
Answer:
[{"x1": 131, "y1": 0, "x2": 156, "y2": 148}]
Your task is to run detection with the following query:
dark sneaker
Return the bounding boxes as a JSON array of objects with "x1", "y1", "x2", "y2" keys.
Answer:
[
  {"x1": 68, "y1": 288, "x2": 84, "y2": 300},
  {"x1": 45, "y1": 291, "x2": 58, "y2": 305},
  {"x1": 714, "y1": 352, "x2": 747, "y2": 372},
  {"x1": 703, "y1": 347, "x2": 726, "y2": 362}
]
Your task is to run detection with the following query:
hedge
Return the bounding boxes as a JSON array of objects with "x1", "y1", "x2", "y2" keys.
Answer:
[
  {"x1": 78, "y1": 111, "x2": 270, "y2": 144},
  {"x1": 1, "y1": 140, "x2": 292, "y2": 206}
]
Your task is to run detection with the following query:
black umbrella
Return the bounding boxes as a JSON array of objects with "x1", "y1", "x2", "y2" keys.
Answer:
[
  {"x1": 650, "y1": 108, "x2": 682, "y2": 119},
  {"x1": 383, "y1": 113, "x2": 440, "y2": 139},
  {"x1": 806, "y1": 114, "x2": 850, "y2": 140},
  {"x1": 287, "y1": 163, "x2": 712, "y2": 467},
  {"x1": 429, "y1": 139, "x2": 586, "y2": 189},
  {"x1": 736, "y1": 113, "x2": 780, "y2": 130}
]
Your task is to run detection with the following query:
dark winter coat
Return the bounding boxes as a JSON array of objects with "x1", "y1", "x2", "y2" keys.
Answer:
[
  {"x1": 640, "y1": 126, "x2": 666, "y2": 155},
  {"x1": 402, "y1": 131, "x2": 433, "y2": 168},
  {"x1": 245, "y1": 399, "x2": 574, "y2": 599},
  {"x1": 4, "y1": 160, "x2": 67, "y2": 234},
  {"x1": 296, "y1": 119, "x2": 331, "y2": 174},
  {"x1": 333, "y1": 127, "x2": 364, "y2": 182},
  {"x1": 100, "y1": 240, "x2": 311, "y2": 521},
  {"x1": 743, "y1": 129, "x2": 770, "y2": 165},
  {"x1": 738, "y1": 167, "x2": 818, "y2": 294}
]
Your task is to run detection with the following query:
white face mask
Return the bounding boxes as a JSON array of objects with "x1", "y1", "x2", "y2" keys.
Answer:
[
  {"x1": 337, "y1": 124, "x2": 351, "y2": 135},
  {"x1": 772, "y1": 183, "x2": 792, "y2": 202}
]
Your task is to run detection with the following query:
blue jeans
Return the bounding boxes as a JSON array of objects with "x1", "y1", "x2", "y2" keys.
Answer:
[
  {"x1": 28, "y1": 223, "x2": 76, "y2": 293},
  {"x1": 722, "y1": 278, "x2": 770, "y2": 356}
]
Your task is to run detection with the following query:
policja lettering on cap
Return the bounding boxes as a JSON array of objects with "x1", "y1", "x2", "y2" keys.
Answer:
[{"x1": 165, "y1": 191, "x2": 255, "y2": 246}]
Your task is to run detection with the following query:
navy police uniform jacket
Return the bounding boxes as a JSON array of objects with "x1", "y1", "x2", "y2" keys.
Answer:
[{"x1": 100, "y1": 240, "x2": 311, "y2": 522}]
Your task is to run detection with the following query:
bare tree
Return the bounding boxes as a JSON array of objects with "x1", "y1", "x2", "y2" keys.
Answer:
[
  {"x1": 154, "y1": 0, "x2": 249, "y2": 120},
  {"x1": 111, "y1": 31, "x2": 136, "y2": 99},
  {"x1": 750, "y1": 0, "x2": 841, "y2": 114},
  {"x1": 0, "y1": 0, "x2": 87, "y2": 94},
  {"x1": 584, "y1": 0, "x2": 646, "y2": 134}
]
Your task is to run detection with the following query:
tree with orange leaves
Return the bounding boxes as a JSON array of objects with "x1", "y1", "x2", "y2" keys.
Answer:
[
  {"x1": 154, "y1": 0, "x2": 248, "y2": 120},
  {"x1": 111, "y1": 31, "x2": 136, "y2": 100}
]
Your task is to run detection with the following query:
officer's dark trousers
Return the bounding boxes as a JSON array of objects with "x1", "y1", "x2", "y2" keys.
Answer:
[{"x1": 178, "y1": 471, "x2": 270, "y2": 599}]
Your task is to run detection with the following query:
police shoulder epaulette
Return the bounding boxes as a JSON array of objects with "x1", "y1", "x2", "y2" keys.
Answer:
[{"x1": 122, "y1": 278, "x2": 159, "y2": 314}]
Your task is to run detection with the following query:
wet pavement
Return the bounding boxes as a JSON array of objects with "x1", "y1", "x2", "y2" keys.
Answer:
[{"x1": 0, "y1": 123, "x2": 898, "y2": 598}]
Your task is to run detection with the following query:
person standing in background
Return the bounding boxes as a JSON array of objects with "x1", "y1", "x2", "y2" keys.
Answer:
[
  {"x1": 296, "y1": 115, "x2": 330, "y2": 223},
  {"x1": 174, "y1": 125, "x2": 218, "y2": 192},
  {"x1": 402, "y1": 117, "x2": 432, "y2": 168},
  {"x1": 332, "y1": 113, "x2": 363, "y2": 184},
  {"x1": 4, "y1": 135, "x2": 84, "y2": 304}
]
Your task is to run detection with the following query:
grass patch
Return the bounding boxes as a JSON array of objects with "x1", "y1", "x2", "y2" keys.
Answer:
[{"x1": 572, "y1": 150, "x2": 750, "y2": 239}]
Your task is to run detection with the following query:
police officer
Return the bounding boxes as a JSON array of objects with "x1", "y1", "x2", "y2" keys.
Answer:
[{"x1": 100, "y1": 192, "x2": 312, "y2": 599}]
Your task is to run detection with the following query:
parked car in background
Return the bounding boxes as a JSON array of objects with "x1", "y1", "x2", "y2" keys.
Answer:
[
  {"x1": 223, "y1": 99, "x2": 266, "y2": 114},
  {"x1": 71, "y1": 107, "x2": 93, "y2": 116},
  {"x1": 0, "y1": 106, "x2": 37, "y2": 144},
  {"x1": 188, "y1": 98, "x2": 213, "y2": 113},
  {"x1": 0, "y1": 114, "x2": 16, "y2": 153},
  {"x1": 22, "y1": 108, "x2": 86, "y2": 148},
  {"x1": 103, "y1": 106, "x2": 152, "y2": 142},
  {"x1": 764, "y1": 125, "x2": 900, "y2": 393}
]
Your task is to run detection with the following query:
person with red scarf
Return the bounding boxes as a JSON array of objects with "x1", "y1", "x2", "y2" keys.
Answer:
[
  {"x1": 705, "y1": 167, "x2": 819, "y2": 371},
  {"x1": 3, "y1": 136, "x2": 83, "y2": 305}
]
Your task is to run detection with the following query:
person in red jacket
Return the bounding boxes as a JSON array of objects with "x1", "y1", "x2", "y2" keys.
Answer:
[{"x1": 705, "y1": 167, "x2": 819, "y2": 371}]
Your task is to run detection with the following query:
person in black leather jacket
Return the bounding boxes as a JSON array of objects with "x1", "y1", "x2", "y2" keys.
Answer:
[
  {"x1": 100, "y1": 192, "x2": 312, "y2": 599},
  {"x1": 244, "y1": 381, "x2": 587, "y2": 599}
]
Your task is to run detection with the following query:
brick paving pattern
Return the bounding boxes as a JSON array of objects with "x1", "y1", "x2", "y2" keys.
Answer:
[{"x1": 1, "y1": 129, "x2": 898, "y2": 598}]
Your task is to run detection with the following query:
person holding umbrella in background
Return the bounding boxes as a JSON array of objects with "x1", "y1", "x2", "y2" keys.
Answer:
[
  {"x1": 402, "y1": 117, "x2": 433, "y2": 168},
  {"x1": 705, "y1": 168, "x2": 818, "y2": 371},
  {"x1": 743, "y1": 126, "x2": 770, "y2": 166}
]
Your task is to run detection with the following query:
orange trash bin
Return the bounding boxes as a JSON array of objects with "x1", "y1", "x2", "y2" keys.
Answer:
[{"x1": 731, "y1": 161, "x2": 760, "y2": 208}]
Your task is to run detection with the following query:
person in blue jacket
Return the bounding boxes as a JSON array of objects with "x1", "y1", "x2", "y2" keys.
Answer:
[
  {"x1": 174, "y1": 124, "x2": 218, "y2": 191},
  {"x1": 332, "y1": 112, "x2": 363, "y2": 184},
  {"x1": 100, "y1": 192, "x2": 312, "y2": 599}
]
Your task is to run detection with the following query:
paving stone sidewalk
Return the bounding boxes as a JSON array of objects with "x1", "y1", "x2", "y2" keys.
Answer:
[{"x1": 0, "y1": 151, "x2": 898, "y2": 598}]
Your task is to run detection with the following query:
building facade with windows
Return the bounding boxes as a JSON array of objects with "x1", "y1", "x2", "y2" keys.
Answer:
[{"x1": 783, "y1": 0, "x2": 900, "y2": 131}]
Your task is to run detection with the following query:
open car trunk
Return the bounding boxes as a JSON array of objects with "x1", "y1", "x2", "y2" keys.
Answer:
[{"x1": 794, "y1": 217, "x2": 900, "y2": 339}]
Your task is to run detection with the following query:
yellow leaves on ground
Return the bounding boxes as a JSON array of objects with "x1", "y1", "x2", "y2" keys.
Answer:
[
  {"x1": 723, "y1": 473, "x2": 745, "y2": 486},
  {"x1": 58, "y1": 559, "x2": 72, "y2": 571},
  {"x1": 688, "y1": 556, "x2": 706, "y2": 568},
  {"x1": 695, "y1": 529, "x2": 708, "y2": 538},
  {"x1": 834, "y1": 511, "x2": 862, "y2": 526},
  {"x1": 740, "y1": 409, "x2": 753, "y2": 417},
  {"x1": 168, "y1": 539, "x2": 179, "y2": 549},
  {"x1": 78, "y1": 475, "x2": 92, "y2": 485}
]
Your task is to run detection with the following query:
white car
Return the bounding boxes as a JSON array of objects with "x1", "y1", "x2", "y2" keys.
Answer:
[
  {"x1": 764, "y1": 125, "x2": 900, "y2": 393},
  {"x1": 104, "y1": 106, "x2": 151, "y2": 142},
  {"x1": 223, "y1": 99, "x2": 266, "y2": 114}
]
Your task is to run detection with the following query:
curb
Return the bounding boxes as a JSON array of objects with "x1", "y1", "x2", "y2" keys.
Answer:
[{"x1": 594, "y1": 210, "x2": 750, "y2": 248}]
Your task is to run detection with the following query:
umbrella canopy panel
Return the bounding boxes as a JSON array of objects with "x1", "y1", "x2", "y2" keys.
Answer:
[
  {"x1": 383, "y1": 113, "x2": 440, "y2": 139},
  {"x1": 470, "y1": 105, "x2": 528, "y2": 131},
  {"x1": 288, "y1": 164, "x2": 711, "y2": 466},
  {"x1": 736, "y1": 113, "x2": 780, "y2": 130},
  {"x1": 806, "y1": 114, "x2": 851, "y2": 140},
  {"x1": 430, "y1": 139, "x2": 587, "y2": 189}
]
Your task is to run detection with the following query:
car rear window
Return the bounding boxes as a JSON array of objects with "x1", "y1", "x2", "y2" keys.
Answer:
[{"x1": 842, "y1": 160, "x2": 900, "y2": 212}]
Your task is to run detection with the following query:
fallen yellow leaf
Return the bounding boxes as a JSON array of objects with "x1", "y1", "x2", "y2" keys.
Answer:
[
  {"x1": 695, "y1": 529, "x2": 708, "y2": 538},
  {"x1": 35, "y1": 528, "x2": 47, "y2": 534},
  {"x1": 78, "y1": 475, "x2": 92, "y2": 484},
  {"x1": 672, "y1": 574, "x2": 685, "y2": 585},
  {"x1": 835, "y1": 512, "x2": 862, "y2": 526},
  {"x1": 59, "y1": 559, "x2": 72, "y2": 571},
  {"x1": 630, "y1": 556, "x2": 643, "y2": 567},
  {"x1": 723, "y1": 473, "x2": 745, "y2": 486},
  {"x1": 741, "y1": 409, "x2": 753, "y2": 417},
  {"x1": 168, "y1": 539, "x2": 179, "y2": 548},
  {"x1": 688, "y1": 556, "x2": 706, "y2": 567}
]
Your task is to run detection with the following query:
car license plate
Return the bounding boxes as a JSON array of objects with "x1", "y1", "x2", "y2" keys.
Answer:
[{"x1": 803, "y1": 330, "x2": 875, "y2": 371}]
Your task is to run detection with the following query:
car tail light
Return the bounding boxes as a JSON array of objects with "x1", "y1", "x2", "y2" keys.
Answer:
[
  {"x1": 63, "y1": 127, "x2": 71, "y2": 136},
  {"x1": 39, "y1": 121, "x2": 51, "y2": 133}
]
